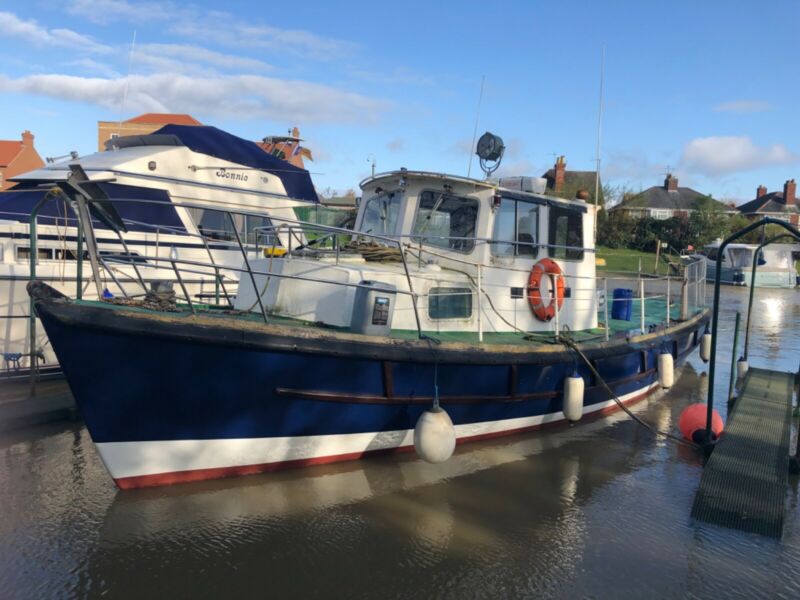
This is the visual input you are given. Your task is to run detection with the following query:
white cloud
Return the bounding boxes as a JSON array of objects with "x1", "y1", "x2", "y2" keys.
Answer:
[
  {"x1": 169, "y1": 11, "x2": 356, "y2": 60},
  {"x1": 349, "y1": 66, "x2": 434, "y2": 86},
  {"x1": 680, "y1": 136, "x2": 798, "y2": 176},
  {"x1": 66, "y1": 1, "x2": 356, "y2": 60},
  {"x1": 135, "y1": 44, "x2": 272, "y2": 74},
  {"x1": 604, "y1": 149, "x2": 666, "y2": 182},
  {"x1": 66, "y1": 58, "x2": 121, "y2": 78},
  {"x1": 0, "y1": 11, "x2": 110, "y2": 53},
  {"x1": 0, "y1": 73, "x2": 389, "y2": 124},
  {"x1": 713, "y1": 100, "x2": 773, "y2": 113},
  {"x1": 66, "y1": 0, "x2": 171, "y2": 24}
]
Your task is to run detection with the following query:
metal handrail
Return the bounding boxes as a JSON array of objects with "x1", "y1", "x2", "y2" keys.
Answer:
[
  {"x1": 39, "y1": 195, "x2": 709, "y2": 358},
  {"x1": 704, "y1": 217, "x2": 800, "y2": 445}
]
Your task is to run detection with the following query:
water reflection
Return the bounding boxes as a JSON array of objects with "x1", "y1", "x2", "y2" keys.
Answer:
[{"x1": 1, "y1": 286, "x2": 799, "y2": 598}]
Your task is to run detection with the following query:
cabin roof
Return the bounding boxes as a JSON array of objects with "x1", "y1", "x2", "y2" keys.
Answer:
[{"x1": 360, "y1": 170, "x2": 589, "y2": 210}]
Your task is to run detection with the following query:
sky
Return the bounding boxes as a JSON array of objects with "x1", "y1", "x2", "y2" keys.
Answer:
[{"x1": 0, "y1": 0, "x2": 798, "y2": 203}]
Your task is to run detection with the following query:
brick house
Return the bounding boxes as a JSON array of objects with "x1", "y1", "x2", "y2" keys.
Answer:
[
  {"x1": 541, "y1": 155, "x2": 603, "y2": 204},
  {"x1": 737, "y1": 180, "x2": 800, "y2": 225},
  {"x1": 0, "y1": 130, "x2": 45, "y2": 191},
  {"x1": 97, "y1": 113, "x2": 202, "y2": 151},
  {"x1": 609, "y1": 174, "x2": 731, "y2": 219}
]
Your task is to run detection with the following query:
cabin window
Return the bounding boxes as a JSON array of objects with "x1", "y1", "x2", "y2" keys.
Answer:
[
  {"x1": 491, "y1": 198, "x2": 539, "y2": 257},
  {"x1": 728, "y1": 248, "x2": 752, "y2": 268},
  {"x1": 428, "y1": 287, "x2": 473, "y2": 319},
  {"x1": 16, "y1": 247, "x2": 53, "y2": 261},
  {"x1": 360, "y1": 193, "x2": 402, "y2": 236},
  {"x1": 548, "y1": 207, "x2": 584, "y2": 261},
  {"x1": 412, "y1": 191, "x2": 478, "y2": 253},
  {"x1": 197, "y1": 209, "x2": 238, "y2": 241}
]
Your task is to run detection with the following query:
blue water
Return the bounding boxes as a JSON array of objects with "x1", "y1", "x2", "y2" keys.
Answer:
[{"x1": 0, "y1": 286, "x2": 798, "y2": 599}]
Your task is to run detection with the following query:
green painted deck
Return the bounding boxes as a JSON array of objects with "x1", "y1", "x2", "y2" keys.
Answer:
[
  {"x1": 76, "y1": 295, "x2": 682, "y2": 346},
  {"x1": 691, "y1": 367, "x2": 797, "y2": 538}
]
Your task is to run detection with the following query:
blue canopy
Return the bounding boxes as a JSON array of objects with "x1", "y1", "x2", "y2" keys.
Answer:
[
  {"x1": 0, "y1": 183, "x2": 185, "y2": 232},
  {"x1": 154, "y1": 125, "x2": 319, "y2": 203}
]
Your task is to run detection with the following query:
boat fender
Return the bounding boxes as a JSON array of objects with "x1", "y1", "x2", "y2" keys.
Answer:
[
  {"x1": 658, "y1": 351, "x2": 674, "y2": 389},
  {"x1": 699, "y1": 333, "x2": 712, "y2": 363},
  {"x1": 414, "y1": 406, "x2": 456, "y2": 463},
  {"x1": 737, "y1": 358, "x2": 749, "y2": 379},
  {"x1": 679, "y1": 403, "x2": 724, "y2": 443},
  {"x1": 527, "y1": 258, "x2": 565, "y2": 322},
  {"x1": 563, "y1": 372, "x2": 584, "y2": 422}
]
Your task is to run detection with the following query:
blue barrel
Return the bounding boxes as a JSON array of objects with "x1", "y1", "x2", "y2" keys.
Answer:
[{"x1": 611, "y1": 288, "x2": 633, "y2": 320}]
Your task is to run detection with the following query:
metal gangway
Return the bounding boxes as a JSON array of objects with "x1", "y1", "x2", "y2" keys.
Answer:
[{"x1": 692, "y1": 217, "x2": 800, "y2": 538}]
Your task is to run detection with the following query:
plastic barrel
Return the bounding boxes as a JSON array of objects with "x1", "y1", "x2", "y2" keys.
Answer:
[{"x1": 612, "y1": 288, "x2": 633, "y2": 321}]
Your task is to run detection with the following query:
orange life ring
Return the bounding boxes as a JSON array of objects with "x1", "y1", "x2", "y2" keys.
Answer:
[{"x1": 527, "y1": 258, "x2": 565, "y2": 321}]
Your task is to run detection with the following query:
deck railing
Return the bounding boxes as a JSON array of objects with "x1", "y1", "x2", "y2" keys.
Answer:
[{"x1": 23, "y1": 195, "x2": 710, "y2": 382}]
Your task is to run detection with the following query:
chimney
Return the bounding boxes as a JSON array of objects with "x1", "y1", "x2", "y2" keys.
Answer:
[
  {"x1": 554, "y1": 155, "x2": 566, "y2": 193},
  {"x1": 783, "y1": 179, "x2": 796, "y2": 205},
  {"x1": 664, "y1": 173, "x2": 678, "y2": 192},
  {"x1": 21, "y1": 130, "x2": 34, "y2": 147},
  {"x1": 756, "y1": 185, "x2": 767, "y2": 198}
]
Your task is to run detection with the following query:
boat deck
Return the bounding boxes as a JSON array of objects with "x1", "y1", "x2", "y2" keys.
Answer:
[
  {"x1": 691, "y1": 367, "x2": 797, "y2": 538},
  {"x1": 75, "y1": 295, "x2": 683, "y2": 346}
]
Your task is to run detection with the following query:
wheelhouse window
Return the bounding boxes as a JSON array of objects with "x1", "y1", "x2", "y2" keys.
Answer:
[
  {"x1": 491, "y1": 198, "x2": 539, "y2": 257},
  {"x1": 548, "y1": 206, "x2": 584, "y2": 261},
  {"x1": 412, "y1": 191, "x2": 479, "y2": 253},
  {"x1": 428, "y1": 287, "x2": 473, "y2": 319},
  {"x1": 359, "y1": 193, "x2": 402, "y2": 236}
]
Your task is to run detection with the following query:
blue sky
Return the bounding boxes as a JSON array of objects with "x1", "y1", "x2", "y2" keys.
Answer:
[{"x1": 1, "y1": 0, "x2": 798, "y2": 203}]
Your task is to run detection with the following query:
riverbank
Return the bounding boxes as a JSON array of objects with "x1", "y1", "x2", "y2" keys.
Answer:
[{"x1": 595, "y1": 246, "x2": 669, "y2": 275}]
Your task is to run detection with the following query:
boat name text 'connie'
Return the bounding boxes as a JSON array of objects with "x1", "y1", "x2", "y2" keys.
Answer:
[{"x1": 216, "y1": 170, "x2": 248, "y2": 182}]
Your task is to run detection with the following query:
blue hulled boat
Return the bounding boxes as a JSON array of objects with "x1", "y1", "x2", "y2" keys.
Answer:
[{"x1": 29, "y1": 145, "x2": 710, "y2": 488}]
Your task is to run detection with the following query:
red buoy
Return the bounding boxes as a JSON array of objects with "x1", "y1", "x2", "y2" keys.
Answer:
[{"x1": 679, "y1": 403, "x2": 724, "y2": 443}]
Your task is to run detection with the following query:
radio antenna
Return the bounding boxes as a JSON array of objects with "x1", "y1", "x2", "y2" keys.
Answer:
[
  {"x1": 466, "y1": 75, "x2": 485, "y2": 178},
  {"x1": 117, "y1": 30, "x2": 137, "y2": 137},
  {"x1": 593, "y1": 45, "x2": 605, "y2": 227}
]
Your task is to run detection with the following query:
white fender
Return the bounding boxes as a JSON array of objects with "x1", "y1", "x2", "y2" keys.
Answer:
[
  {"x1": 737, "y1": 358, "x2": 749, "y2": 379},
  {"x1": 700, "y1": 333, "x2": 712, "y2": 363},
  {"x1": 658, "y1": 352, "x2": 674, "y2": 389},
  {"x1": 414, "y1": 407, "x2": 456, "y2": 463},
  {"x1": 563, "y1": 374, "x2": 584, "y2": 422}
]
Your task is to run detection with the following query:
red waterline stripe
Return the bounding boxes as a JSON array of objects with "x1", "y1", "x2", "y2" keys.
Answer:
[{"x1": 114, "y1": 384, "x2": 658, "y2": 490}]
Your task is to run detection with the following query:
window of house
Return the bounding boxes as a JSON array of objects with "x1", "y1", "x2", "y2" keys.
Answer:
[
  {"x1": 491, "y1": 198, "x2": 539, "y2": 257},
  {"x1": 548, "y1": 206, "x2": 584, "y2": 260},
  {"x1": 359, "y1": 193, "x2": 402, "y2": 236},
  {"x1": 412, "y1": 191, "x2": 479, "y2": 253},
  {"x1": 428, "y1": 287, "x2": 473, "y2": 319},
  {"x1": 651, "y1": 209, "x2": 671, "y2": 220}
]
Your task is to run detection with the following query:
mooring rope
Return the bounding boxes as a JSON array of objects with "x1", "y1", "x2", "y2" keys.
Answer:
[{"x1": 559, "y1": 334, "x2": 699, "y2": 448}]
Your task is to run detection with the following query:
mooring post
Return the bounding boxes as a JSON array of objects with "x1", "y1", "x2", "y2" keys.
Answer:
[
  {"x1": 728, "y1": 311, "x2": 741, "y2": 402},
  {"x1": 639, "y1": 278, "x2": 646, "y2": 334},
  {"x1": 680, "y1": 275, "x2": 689, "y2": 321},
  {"x1": 76, "y1": 218, "x2": 84, "y2": 300}
]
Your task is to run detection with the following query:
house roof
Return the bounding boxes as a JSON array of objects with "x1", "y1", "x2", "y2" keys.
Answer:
[
  {"x1": 738, "y1": 191, "x2": 800, "y2": 214},
  {"x1": 125, "y1": 113, "x2": 201, "y2": 126},
  {"x1": 0, "y1": 140, "x2": 22, "y2": 167},
  {"x1": 541, "y1": 168, "x2": 598, "y2": 191},
  {"x1": 614, "y1": 185, "x2": 723, "y2": 211},
  {"x1": 540, "y1": 168, "x2": 602, "y2": 202}
]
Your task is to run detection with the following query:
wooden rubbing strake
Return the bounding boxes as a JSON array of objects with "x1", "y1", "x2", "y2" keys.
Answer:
[{"x1": 691, "y1": 367, "x2": 795, "y2": 538}]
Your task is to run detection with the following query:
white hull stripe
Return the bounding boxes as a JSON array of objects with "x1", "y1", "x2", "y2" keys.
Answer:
[{"x1": 96, "y1": 381, "x2": 660, "y2": 480}]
